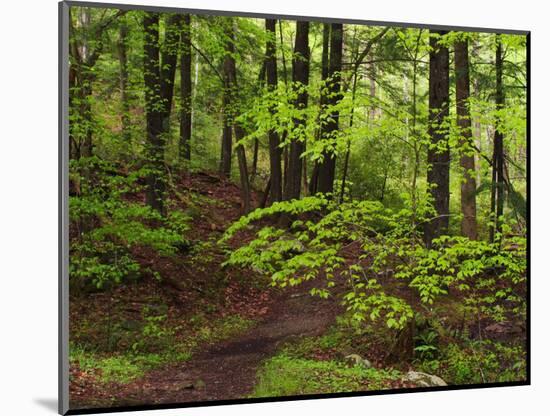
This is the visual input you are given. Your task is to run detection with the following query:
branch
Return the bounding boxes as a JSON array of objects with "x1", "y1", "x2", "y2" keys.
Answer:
[
  {"x1": 353, "y1": 27, "x2": 391, "y2": 72},
  {"x1": 190, "y1": 42, "x2": 225, "y2": 84}
]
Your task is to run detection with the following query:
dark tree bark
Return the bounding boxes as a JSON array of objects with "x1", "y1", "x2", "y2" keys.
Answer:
[
  {"x1": 278, "y1": 20, "x2": 290, "y2": 193},
  {"x1": 220, "y1": 19, "x2": 251, "y2": 212},
  {"x1": 317, "y1": 23, "x2": 343, "y2": 195},
  {"x1": 339, "y1": 64, "x2": 358, "y2": 204},
  {"x1": 309, "y1": 23, "x2": 330, "y2": 196},
  {"x1": 235, "y1": 125, "x2": 252, "y2": 213},
  {"x1": 179, "y1": 14, "x2": 192, "y2": 161},
  {"x1": 424, "y1": 30, "x2": 450, "y2": 246},
  {"x1": 143, "y1": 13, "x2": 165, "y2": 214},
  {"x1": 117, "y1": 17, "x2": 131, "y2": 142},
  {"x1": 454, "y1": 39, "x2": 477, "y2": 240},
  {"x1": 251, "y1": 61, "x2": 266, "y2": 180},
  {"x1": 159, "y1": 14, "x2": 182, "y2": 131},
  {"x1": 265, "y1": 19, "x2": 283, "y2": 203},
  {"x1": 220, "y1": 19, "x2": 236, "y2": 178},
  {"x1": 260, "y1": 177, "x2": 272, "y2": 208},
  {"x1": 284, "y1": 21, "x2": 310, "y2": 201},
  {"x1": 490, "y1": 35, "x2": 506, "y2": 242}
]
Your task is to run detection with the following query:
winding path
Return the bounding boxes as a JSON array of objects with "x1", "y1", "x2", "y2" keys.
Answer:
[{"x1": 111, "y1": 280, "x2": 342, "y2": 407}]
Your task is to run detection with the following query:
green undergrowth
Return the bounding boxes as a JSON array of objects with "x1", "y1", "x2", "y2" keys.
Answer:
[
  {"x1": 417, "y1": 339, "x2": 526, "y2": 385},
  {"x1": 70, "y1": 313, "x2": 254, "y2": 385},
  {"x1": 252, "y1": 320, "x2": 402, "y2": 397},
  {"x1": 252, "y1": 354, "x2": 401, "y2": 397},
  {"x1": 251, "y1": 313, "x2": 526, "y2": 397}
]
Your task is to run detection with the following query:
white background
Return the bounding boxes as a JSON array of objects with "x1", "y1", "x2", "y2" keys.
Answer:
[{"x1": 0, "y1": 0, "x2": 546, "y2": 414}]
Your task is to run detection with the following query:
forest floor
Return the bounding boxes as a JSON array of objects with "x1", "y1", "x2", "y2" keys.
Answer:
[
  {"x1": 109, "y1": 278, "x2": 342, "y2": 406},
  {"x1": 69, "y1": 172, "x2": 351, "y2": 409},
  {"x1": 69, "y1": 171, "x2": 526, "y2": 411}
]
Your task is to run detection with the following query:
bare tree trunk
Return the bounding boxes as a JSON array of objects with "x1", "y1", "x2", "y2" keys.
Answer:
[
  {"x1": 490, "y1": 35, "x2": 506, "y2": 242},
  {"x1": 455, "y1": 39, "x2": 477, "y2": 240},
  {"x1": 220, "y1": 18, "x2": 236, "y2": 178},
  {"x1": 159, "y1": 14, "x2": 182, "y2": 132},
  {"x1": 266, "y1": 19, "x2": 283, "y2": 203},
  {"x1": 368, "y1": 57, "x2": 377, "y2": 120},
  {"x1": 340, "y1": 27, "x2": 360, "y2": 204},
  {"x1": 309, "y1": 23, "x2": 330, "y2": 196},
  {"x1": 179, "y1": 14, "x2": 192, "y2": 161},
  {"x1": 317, "y1": 23, "x2": 343, "y2": 195},
  {"x1": 424, "y1": 30, "x2": 450, "y2": 246},
  {"x1": 221, "y1": 19, "x2": 251, "y2": 212},
  {"x1": 117, "y1": 17, "x2": 131, "y2": 142},
  {"x1": 284, "y1": 21, "x2": 310, "y2": 201},
  {"x1": 235, "y1": 126, "x2": 252, "y2": 213},
  {"x1": 143, "y1": 13, "x2": 165, "y2": 214}
]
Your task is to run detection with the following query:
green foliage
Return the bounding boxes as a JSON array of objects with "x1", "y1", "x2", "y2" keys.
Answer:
[
  {"x1": 223, "y1": 196, "x2": 526, "y2": 330},
  {"x1": 252, "y1": 354, "x2": 402, "y2": 397},
  {"x1": 419, "y1": 340, "x2": 526, "y2": 385},
  {"x1": 70, "y1": 344, "x2": 147, "y2": 384},
  {"x1": 70, "y1": 312, "x2": 254, "y2": 386},
  {"x1": 414, "y1": 329, "x2": 439, "y2": 360},
  {"x1": 70, "y1": 157, "x2": 191, "y2": 290}
]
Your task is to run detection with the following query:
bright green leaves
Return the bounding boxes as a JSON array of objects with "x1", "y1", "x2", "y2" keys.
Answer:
[
  {"x1": 222, "y1": 194, "x2": 526, "y2": 332},
  {"x1": 69, "y1": 157, "x2": 191, "y2": 290}
]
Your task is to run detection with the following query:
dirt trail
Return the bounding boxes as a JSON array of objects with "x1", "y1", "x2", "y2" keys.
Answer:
[{"x1": 113, "y1": 279, "x2": 342, "y2": 406}]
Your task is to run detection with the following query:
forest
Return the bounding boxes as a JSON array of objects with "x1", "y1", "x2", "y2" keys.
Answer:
[{"x1": 66, "y1": 4, "x2": 528, "y2": 410}]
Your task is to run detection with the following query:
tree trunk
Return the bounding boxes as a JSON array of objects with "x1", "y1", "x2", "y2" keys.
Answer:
[
  {"x1": 235, "y1": 125, "x2": 252, "y2": 213},
  {"x1": 454, "y1": 39, "x2": 477, "y2": 240},
  {"x1": 424, "y1": 30, "x2": 450, "y2": 246},
  {"x1": 266, "y1": 19, "x2": 283, "y2": 203},
  {"x1": 179, "y1": 14, "x2": 192, "y2": 161},
  {"x1": 220, "y1": 18, "x2": 236, "y2": 178},
  {"x1": 317, "y1": 23, "x2": 343, "y2": 195},
  {"x1": 221, "y1": 19, "x2": 251, "y2": 212},
  {"x1": 309, "y1": 23, "x2": 330, "y2": 196},
  {"x1": 490, "y1": 35, "x2": 506, "y2": 242},
  {"x1": 250, "y1": 63, "x2": 266, "y2": 182},
  {"x1": 160, "y1": 14, "x2": 182, "y2": 132},
  {"x1": 284, "y1": 21, "x2": 310, "y2": 201},
  {"x1": 117, "y1": 17, "x2": 131, "y2": 142},
  {"x1": 143, "y1": 13, "x2": 165, "y2": 214}
]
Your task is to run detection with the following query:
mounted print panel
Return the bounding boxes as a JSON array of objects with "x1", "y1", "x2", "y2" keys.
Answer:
[{"x1": 59, "y1": 1, "x2": 529, "y2": 414}]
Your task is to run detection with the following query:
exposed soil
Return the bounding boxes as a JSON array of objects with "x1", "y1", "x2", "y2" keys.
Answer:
[
  {"x1": 105, "y1": 279, "x2": 343, "y2": 407},
  {"x1": 70, "y1": 171, "x2": 344, "y2": 410}
]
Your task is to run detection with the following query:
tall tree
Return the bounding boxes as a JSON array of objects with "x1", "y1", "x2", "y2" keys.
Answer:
[
  {"x1": 424, "y1": 30, "x2": 450, "y2": 245},
  {"x1": 222, "y1": 19, "x2": 251, "y2": 212},
  {"x1": 220, "y1": 18, "x2": 236, "y2": 178},
  {"x1": 251, "y1": 61, "x2": 267, "y2": 181},
  {"x1": 159, "y1": 14, "x2": 182, "y2": 131},
  {"x1": 454, "y1": 37, "x2": 477, "y2": 240},
  {"x1": 284, "y1": 21, "x2": 310, "y2": 200},
  {"x1": 317, "y1": 23, "x2": 343, "y2": 194},
  {"x1": 142, "y1": 13, "x2": 181, "y2": 214},
  {"x1": 143, "y1": 13, "x2": 165, "y2": 214},
  {"x1": 235, "y1": 125, "x2": 252, "y2": 213},
  {"x1": 265, "y1": 19, "x2": 283, "y2": 203},
  {"x1": 490, "y1": 34, "x2": 506, "y2": 242},
  {"x1": 179, "y1": 14, "x2": 192, "y2": 161},
  {"x1": 309, "y1": 23, "x2": 330, "y2": 196},
  {"x1": 117, "y1": 15, "x2": 130, "y2": 142}
]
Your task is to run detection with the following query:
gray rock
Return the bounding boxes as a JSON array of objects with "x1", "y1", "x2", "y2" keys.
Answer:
[
  {"x1": 345, "y1": 354, "x2": 372, "y2": 369},
  {"x1": 405, "y1": 371, "x2": 447, "y2": 387}
]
